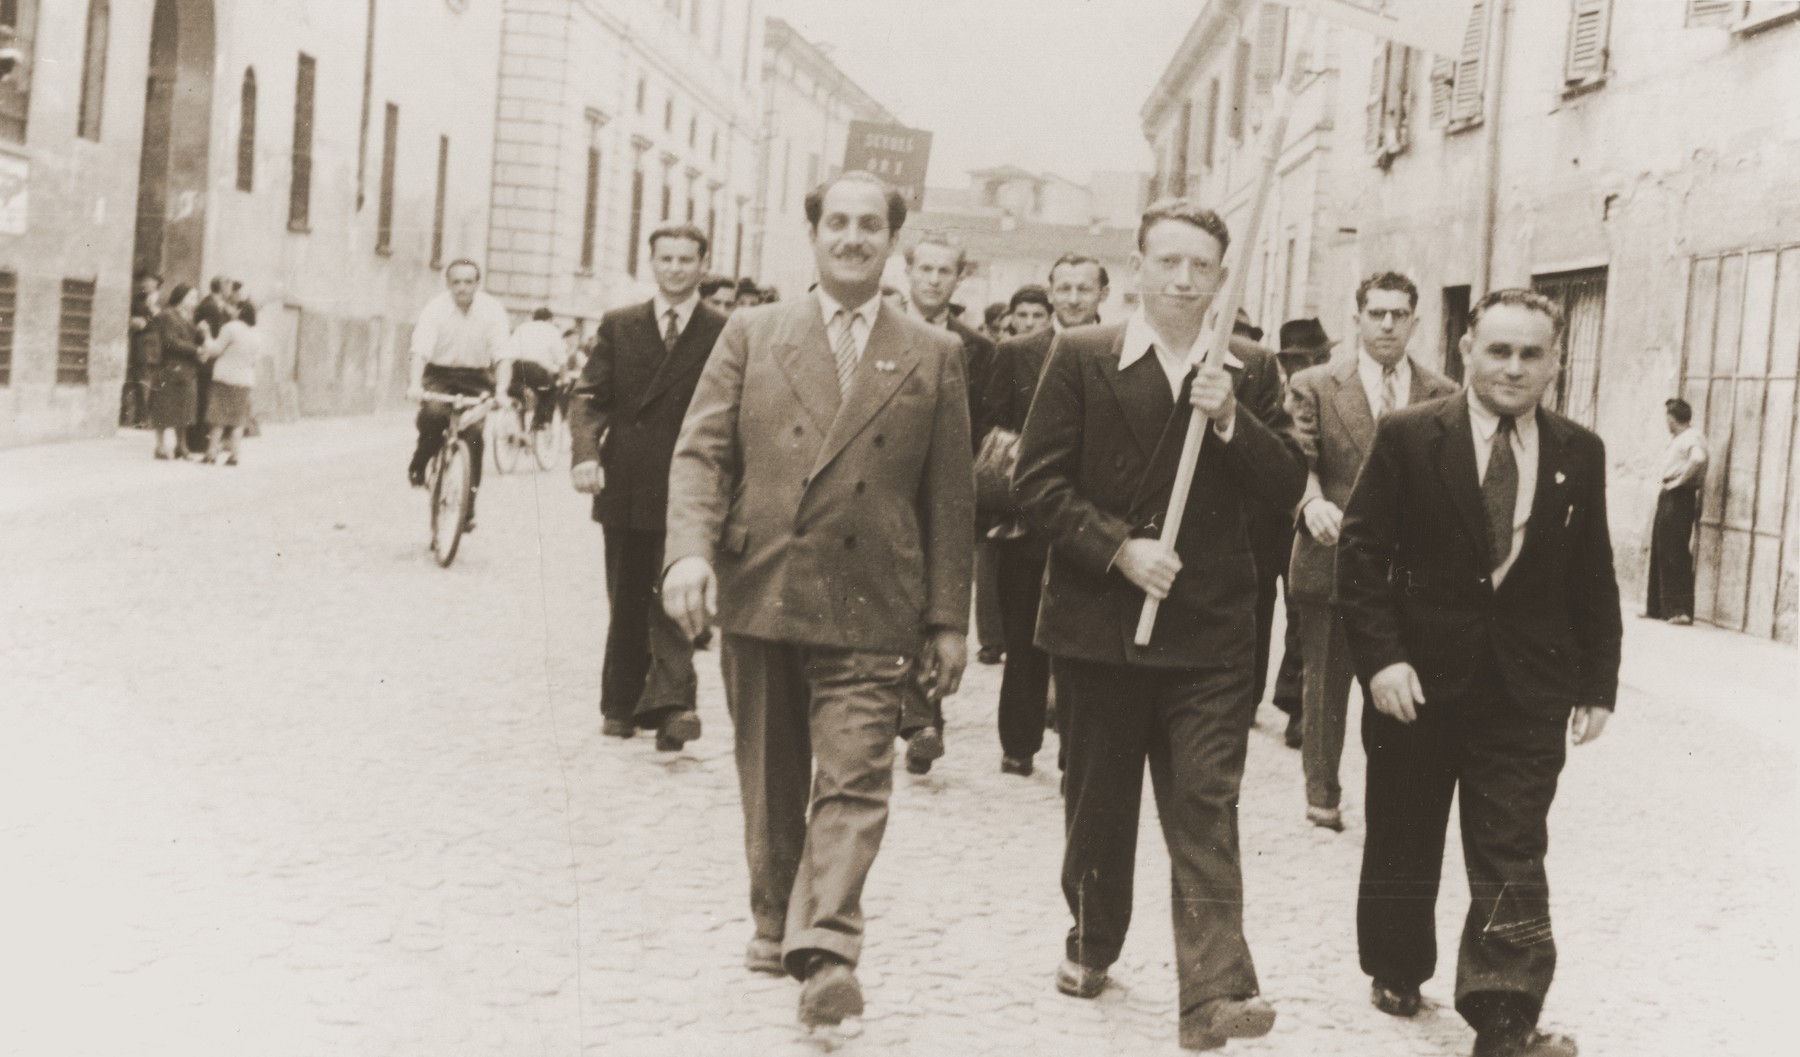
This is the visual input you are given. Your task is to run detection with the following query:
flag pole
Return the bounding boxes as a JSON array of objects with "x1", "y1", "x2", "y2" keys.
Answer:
[{"x1": 1134, "y1": 5, "x2": 1317, "y2": 647}]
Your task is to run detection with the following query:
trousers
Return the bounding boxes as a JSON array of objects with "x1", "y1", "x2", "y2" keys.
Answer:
[
  {"x1": 1298, "y1": 602, "x2": 1356, "y2": 809},
  {"x1": 995, "y1": 533, "x2": 1053, "y2": 761},
  {"x1": 600, "y1": 526, "x2": 696, "y2": 725},
  {"x1": 721, "y1": 634, "x2": 912, "y2": 976},
  {"x1": 1646, "y1": 485, "x2": 1699, "y2": 620}
]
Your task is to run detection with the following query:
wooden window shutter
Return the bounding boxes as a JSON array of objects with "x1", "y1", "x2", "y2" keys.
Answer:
[
  {"x1": 1685, "y1": 0, "x2": 1738, "y2": 26},
  {"x1": 1365, "y1": 45, "x2": 1388, "y2": 154},
  {"x1": 1253, "y1": 4, "x2": 1287, "y2": 94},
  {"x1": 1564, "y1": 0, "x2": 1611, "y2": 85},
  {"x1": 1230, "y1": 38, "x2": 1251, "y2": 141},
  {"x1": 1450, "y1": 0, "x2": 1489, "y2": 128},
  {"x1": 1429, "y1": 55, "x2": 1455, "y2": 128}
]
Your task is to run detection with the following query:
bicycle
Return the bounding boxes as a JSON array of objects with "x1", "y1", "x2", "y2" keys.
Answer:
[
  {"x1": 491, "y1": 386, "x2": 559, "y2": 474},
  {"x1": 420, "y1": 392, "x2": 494, "y2": 567}
]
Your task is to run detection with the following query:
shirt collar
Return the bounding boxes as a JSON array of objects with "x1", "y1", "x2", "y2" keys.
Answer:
[
  {"x1": 1119, "y1": 309, "x2": 1243, "y2": 370},
  {"x1": 1467, "y1": 388, "x2": 1538, "y2": 442},
  {"x1": 817, "y1": 287, "x2": 881, "y2": 330},
  {"x1": 1358, "y1": 346, "x2": 1409, "y2": 381},
  {"x1": 653, "y1": 292, "x2": 699, "y2": 324}
]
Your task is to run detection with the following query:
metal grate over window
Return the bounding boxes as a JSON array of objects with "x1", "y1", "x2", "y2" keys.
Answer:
[{"x1": 58, "y1": 277, "x2": 96, "y2": 386}]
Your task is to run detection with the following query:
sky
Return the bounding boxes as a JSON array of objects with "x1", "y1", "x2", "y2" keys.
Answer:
[{"x1": 763, "y1": 0, "x2": 1203, "y2": 186}]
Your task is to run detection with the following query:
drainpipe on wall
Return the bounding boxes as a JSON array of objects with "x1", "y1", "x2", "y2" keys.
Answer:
[{"x1": 1476, "y1": 0, "x2": 1512, "y2": 298}]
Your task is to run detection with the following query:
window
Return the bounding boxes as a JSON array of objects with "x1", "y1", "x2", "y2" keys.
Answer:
[
  {"x1": 1170, "y1": 102, "x2": 1192, "y2": 195},
  {"x1": 1735, "y1": 1, "x2": 1800, "y2": 31},
  {"x1": 57, "y1": 278, "x2": 96, "y2": 387},
  {"x1": 1253, "y1": 4, "x2": 1287, "y2": 94},
  {"x1": 711, "y1": 130, "x2": 719, "y2": 161},
  {"x1": 581, "y1": 146, "x2": 601, "y2": 271},
  {"x1": 1202, "y1": 78, "x2": 1221, "y2": 170},
  {"x1": 77, "y1": 0, "x2": 108, "y2": 140},
  {"x1": 1229, "y1": 38, "x2": 1251, "y2": 141},
  {"x1": 355, "y1": 0, "x2": 377, "y2": 211},
  {"x1": 1431, "y1": 0, "x2": 1488, "y2": 131},
  {"x1": 1687, "y1": 0, "x2": 1738, "y2": 23},
  {"x1": 376, "y1": 102, "x2": 398, "y2": 255},
  {"x1": 0, "y1": 269, "x2": 14, "y2": 386},
  {"x1": 1563, "y1": 0, "x2": 1612, "y2": 91},
  {"x1": 688, "y1": 115, "x2": 697, "y2": 148},
  {"x1": 237, "y1": 69, "x2": 256, "y2": 191},
  {"x1": 0, "y1": 0, "x2": 38, "y2": 142},
  {"x1": 664, "y1": 97, "x2": 674, "y2": 132},
  {"x1": 1531, "y1": 267, "x2": 1608, "y2": 427},
  {"x1": 1366, "y1": 42, "x2": 1412, "y2": 166},
  {"x1": 627, "y1": 162, "x2": 645, "y2": 277},
  {"x1": 660, "y1": 172, "x2": 672, "y2": 221},
  {"x1": 289, "y1": 53, "x2": 317, "y2": 232},
  {"x1": 431, "y1": 136, "x2": 448, "y2": 268},
  {"x1": 635, "y1": 76, "x2": 646, "y2": 113},
  {"x1": 1441, "y1": 284, "x2": 1471, "y2": 382}
]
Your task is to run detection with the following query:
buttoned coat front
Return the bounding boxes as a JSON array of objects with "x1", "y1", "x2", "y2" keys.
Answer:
[{"x1": 663, "y1": 297, "x2": 975, "y2": 654}]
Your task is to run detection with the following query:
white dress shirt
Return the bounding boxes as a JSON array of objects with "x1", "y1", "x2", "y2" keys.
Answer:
[
  {"x1": 652, "y1": 293, "x2": 701, "y2": 345},
  {"x1": 1119, "y1": 309, "x2": 1239, "y2": 440},
  {"x1": 1357, "y1": 349, "x2": 1412, "y2": 417},
  {"x1": 1661, "y1": 427, "x2": 1708, "y2": 490},
  {"x1": 817, "y1": 287, "x2": 881, "y2": 363},
  {"x1": 507, "y1": 319, "x2": 566, "y2": 370},
  {"x1": 1468, "y1": 390, "x2": 1539, "y2": 586},
  {"x1": 411, "y1": 290, "x2": 512, "y2": 369}
]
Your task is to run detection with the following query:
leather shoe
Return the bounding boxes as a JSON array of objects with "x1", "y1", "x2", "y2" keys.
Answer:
[
  {"x1": 744, "y1": 937, "x2": 783, "y2": 975},
  {"x1": 661, "y1": 710, "x2": 702, "y2": 744},
  {"x1": 797, "y1": 957, "x2": 863, "y2": 1027},
  {"x1": 1054, "y1": 958, "x2": 1107, "y2": 999},
  {"x1": 1370, "y1": 980, "x2": 1422, "y2": 1017},
  {"x1": 1307, "y1": 805, "x2": 1344, "y2": 831},
  {"x1": 1472, "y1": 1029, "x2": 1579, "y2": 1057},
  {"x1": 905, "y1": 727, "x2": 944, "y2": 775},
  {"x1": 601, "y1": 718, "x2": 636, "y2": 739},
  {"x1": 1667, "y1": 614, "x2": 1692, "y2": 625},
  {"x1": 1180, "y1": 996, "x2": 1276, "y2": 1050},
  {"x1": 977, "y1": 646, "x2": 1004, "y2": 665},
  {"x1": 1283, "y1": 712, "x2": 1303, "y2": 748},
  {"x1": 1001, "y1": 755, "x2": 1033, "y2": 777}
]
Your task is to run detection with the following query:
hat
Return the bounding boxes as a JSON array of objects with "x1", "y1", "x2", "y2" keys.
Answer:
[
  {"x1": 1278, "y1": 317, "x2": 1336, "y2": 354},
  {"x1": 1233, "y1": 308, "x2": 1263, "y2": 342}
]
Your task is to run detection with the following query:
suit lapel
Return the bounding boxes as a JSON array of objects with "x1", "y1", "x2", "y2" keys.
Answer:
[
  {"x1": 639, "y1": 304, "x2": 719, "y2": 410},
  {"x1": 1504, "y1": 410, "x2": 1570, "y2": 583},
  {"x1": 1434, "y1": 397, "x2": 1494, "y2": 568},
  {"x1": 1331, "y1": 356, "x2": 1377, "y2": 457},
  {"x1": 773, "y1": 300, "x2": 841, "y2": 435},
  {"x1": 1098, "y1": 330, "x2": 1170, "y2": 459},
  {"x1": 1408, "y1": 356, "x2": 1453, "y2": 403},
  {"x1": 809, "y1": 303, "x2": 920, "y2": 477}
]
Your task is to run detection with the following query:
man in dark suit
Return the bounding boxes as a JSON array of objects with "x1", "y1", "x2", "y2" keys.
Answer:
[
  {"x1": 1014, "y1": 200, "x2": 1304, "y2": 1052},
  {"x1": 976, "y1": 252, "x2": 1109, "y2": 776},
  {"x1": 662, "y1": 171, "x2": 973, "y2": 1029},
  {"x1": 1336, "y1": 288, "x2": 1621, "y2": 1057},
  {"x1": 570, "y1": 222, "x2": 725, "y2": 750},
  {"x1": 1288, "y1": 273, "x2": 1459, "y2": 831}
]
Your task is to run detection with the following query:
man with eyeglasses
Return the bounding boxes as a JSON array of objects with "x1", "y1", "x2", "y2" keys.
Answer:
[{"x1": 1285, "y1": 272, "x2": 1457, "y2": 832}]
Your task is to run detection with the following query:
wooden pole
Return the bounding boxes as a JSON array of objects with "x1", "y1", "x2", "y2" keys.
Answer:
[{"x1": 1135, "y1": 6, "x2": 1316, "y2": 647}]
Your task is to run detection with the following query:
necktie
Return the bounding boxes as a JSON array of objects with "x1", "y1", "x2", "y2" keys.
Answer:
[
  {"x1": 1379, "y1": 365, "x2": 1401, "y2": 418},
  {"x1": 1481, "y1": 415, "x2": 1518, "y2": 572},
  {"x1": 663, "y1": 309, "x2": 681, "y2": 351},
  {"x1": 831, "y1": 309, "x2": 860, "y2": 395}
]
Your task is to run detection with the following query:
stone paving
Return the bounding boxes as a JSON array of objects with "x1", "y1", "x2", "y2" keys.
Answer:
[{"x1": 1, "y1": 415, "x2": 1793, "y2": 1056}]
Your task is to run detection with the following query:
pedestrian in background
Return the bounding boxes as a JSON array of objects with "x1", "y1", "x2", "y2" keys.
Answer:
[
  {"x1": 700, "y1": 275, "x2": 739, "y2": 316},
  {"x1": 1646, "y1": 397, "x2": 1707, "y2": 625},
  {"x1": 146, "y1": 282, "x2": 208, "y2": 461},
  {"x1": 1336, "y1": 288, "x2": 1621, "y2": 1057},
  {"x1": 1287, "y1": 275, "x2": 1457, "y2": 832},
  {"x1": 505, "y1": 307, "x2": 565, "y2": 431},
  {"x1": 405, "y1": 259, "x2": 513, "y2": 533},
  {"x1": 981, "y1": 301, "x2": 1009, "y2": 343},
  {"x1": 1007, "y1": 283, "x2": 1053, "y2": 338},
  {"x1": 122, "y1": 269, "x2": 162, "y2": 429},
  {"x1": 570, "y1": 222, "x2": 723, "y2": 751},
  {"x1": 202, "y1": 300, "x2": 261, "y2": 466},
  {"x1": 662, "y1": 170, "x2": 973, "y2": 1029},
  {"x1": 1015, "y1": 199, "x2": 1303, "y2": 1051},
  {"x1": 189, "y1": 277, "x2": 237, "y2": 456}
]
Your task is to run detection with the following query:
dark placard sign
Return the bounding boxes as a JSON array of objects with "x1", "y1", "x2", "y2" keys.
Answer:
[{"x1": 843, "y1": 121, "x2": 933, "y2": 210}]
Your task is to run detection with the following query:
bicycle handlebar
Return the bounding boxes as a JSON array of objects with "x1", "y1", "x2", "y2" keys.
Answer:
[{"x1": 417, "y1": 392, "x2": 496, "y2": 409}]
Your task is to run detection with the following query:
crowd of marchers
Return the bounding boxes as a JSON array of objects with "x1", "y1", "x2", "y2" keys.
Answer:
[{"x1": 389, "y1": 162, "x2": 1718, "y2": 1057}]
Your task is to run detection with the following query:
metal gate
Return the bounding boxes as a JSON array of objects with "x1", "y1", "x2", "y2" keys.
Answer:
[
  {"x1": 1679, "y1": 245, "x2": 1800, "y2": 642},
  {"x1": 1532, "y1": 268, "x2": 1608, "y2": 427}
]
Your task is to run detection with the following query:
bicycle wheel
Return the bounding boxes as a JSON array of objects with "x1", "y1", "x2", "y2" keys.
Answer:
[
  {"x1": 491, "y1": 409, "x2": 521, "y2": 474},
  {"x1": 429, "y1": 440, "x2": 472, "y2": 567},
  {"x1": 531, "y1": 407, "x2": 559, "y2": 471}
]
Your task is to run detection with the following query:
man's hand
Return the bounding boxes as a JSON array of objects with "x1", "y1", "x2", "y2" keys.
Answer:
[
  {"x1": 1115, "y1": 538, "x2": 1182, "y2": 600},
  {"x1": 662, "y1": 556, "x2": 717, "y2": 640},
  {"x1": 918, "y1": 628, "x2": 969, "y2": 699},
  {"x1": 1303, "y1": 497, "x2": 1345, "y2": 546},
  {"x1": 1571, "y1": 706, "x2": 1610, "y2": 746},
  {"x1": 1188, "y1": 359, "x2": 1238, "y2": 427},
  {"x1": 406, "y1": 385, "x2": 426, "y2": 403},
  {"x1": 1370, "y1": 662, "x2": 1425, "y2": 723},
  {"x1": 571, "y1": 461, "x2": 603, "y2": 494}
]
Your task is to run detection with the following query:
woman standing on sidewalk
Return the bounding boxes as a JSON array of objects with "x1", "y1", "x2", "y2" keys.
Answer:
[
  {"x1": 202, "y1": 300, "x2": 260, "y2": 465},
  {"x1": 146, "y1": 283, "x2": 207, "y2": 460}
]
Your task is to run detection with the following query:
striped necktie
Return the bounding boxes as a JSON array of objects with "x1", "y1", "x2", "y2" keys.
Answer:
[
  {"x1": 1482, "y1": 415, "x2": 1519, "y2": 572},
  {"x1": 1378, "y1": 364, "x2": 1401, "y2": 418},
  {"x1": 662, "y1": 309, "x2": 681, "y2": 352},
  {"x1": 831, "y1": 309, "x2": 860, "y2": 395}
]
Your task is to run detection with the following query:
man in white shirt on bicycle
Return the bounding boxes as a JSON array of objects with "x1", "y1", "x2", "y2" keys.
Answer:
[
  {"x1": 406, "y1": 259, "x2": 513, "y2": 531},
  {"x1": 506, "y1": 307, "x2": 565, "y2": 431}
]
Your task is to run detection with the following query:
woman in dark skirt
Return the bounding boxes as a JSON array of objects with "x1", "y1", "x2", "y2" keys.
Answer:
[
  {"x1": 202, "y1": 300, "x2": 260, "y2": 465},
  {"x1": 146, "y1": 283, "x2": 207, "y2": 459}
]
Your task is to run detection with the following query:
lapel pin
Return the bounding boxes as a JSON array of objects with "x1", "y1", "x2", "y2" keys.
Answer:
[
  {"x1": 1555, "y1": 471, "x2": 1566, "y2": 485},
  {"x1": 875, "y1": 360, "x2": 897, "y2": 372}
]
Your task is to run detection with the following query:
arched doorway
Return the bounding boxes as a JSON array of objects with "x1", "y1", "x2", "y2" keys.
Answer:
[{"x1": 131, "y1": 0, "x2": 214, "y2": 287}]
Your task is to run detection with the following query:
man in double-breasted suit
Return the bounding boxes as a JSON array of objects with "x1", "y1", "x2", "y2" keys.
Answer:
[
  {"x1": 1287, "y1": 272, "x2": 1458, "y2": 831},
  {"x1": 1014, "y1": 200, "x2": 1304, "y2": 1052},
  {"x1": 1336, "y1": 289, "x2": 1621, "y2": 1057},
  {"x1": 570, "y1": 222, "x2": 726, "y2": 750},
  {"x1": 662, "y1": 172, "x2": 974, "y2": 1029}
]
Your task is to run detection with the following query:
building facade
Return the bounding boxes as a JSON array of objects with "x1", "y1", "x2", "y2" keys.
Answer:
[
  {"x1": 0, "y1": 0, "x2": 502, "y2": 446},
  {"x1": 486, "y1": 0, "x2": 764, "y2": 334},
  {"x1": 752, "y1": 16, "x2": 896, "y2": 305},
  {"x1": 1147, "y1": 0, "x2": 1800, "y2": 642}
]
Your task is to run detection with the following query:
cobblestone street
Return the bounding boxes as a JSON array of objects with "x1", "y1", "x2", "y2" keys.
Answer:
[{"x1": 2, "y1": 415, "x2": 1793, "y2": 1057}]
